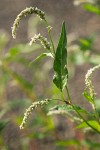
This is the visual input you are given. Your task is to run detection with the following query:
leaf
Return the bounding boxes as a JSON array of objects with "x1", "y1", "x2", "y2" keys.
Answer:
[
  {"x1": 74, "y1": 105, "x2": 92, "y2": 115},
  {"x1": 53, "y1": 21, "x2": 68, "y2": 91},
  {"x1": 29, "y1": 52, "x2": 53, "y2": 66},
  {"x1": 77, "y1": 120, "x2": 100, "y2": 132},
  {"x1": 49, "y1": 105, "x2": 73, "y2": 112},
  {"x1": 49, "y1": 104, "x2": 90, "y2": 115},
  {"x1": 83, "y1": 90, "x2": 94, "y2": 104},
  {"x1": 48, "y1": 105, "x2": 82, "y2": 122},
  {"x1": 84, "y1": 4, "x2": 100, "y2": 15}
]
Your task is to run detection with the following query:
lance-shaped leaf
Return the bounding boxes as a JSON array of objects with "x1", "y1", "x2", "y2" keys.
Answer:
[
  {"x1": 29, "y1": 52, "x2": 53, "y2": 66},
  {"x1": 83, "y1": 90, "x2": 94, "y2": 104},
  {"x1": 53, "y1": 22, "x2": 68, "y2": 91},
  {"x1": 77, "y1": 120, "x2": 100, "y2": 133}
]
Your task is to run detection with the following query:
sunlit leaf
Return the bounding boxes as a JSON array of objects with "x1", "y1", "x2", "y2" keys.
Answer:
[
  {"x1": 77, "y1": 120, "x2": 100, "y2": 132},
  {"x1": 53, "y1": 21, "x2": 68, "y2": 91}
]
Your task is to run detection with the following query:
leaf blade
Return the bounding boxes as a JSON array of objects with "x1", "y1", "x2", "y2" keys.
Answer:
[
  {"x1": 77, "y1": 120, "x2": 100, "y2": 132},
  {"x1": 53, "y1": 21, "x2": 68, "y2": 91},
  {"x1": 29, "y1": 52, "x2": 53, "y2": 66},
  {"x1": 83, "y1": 90, "x2": 94, "y2": 104}
]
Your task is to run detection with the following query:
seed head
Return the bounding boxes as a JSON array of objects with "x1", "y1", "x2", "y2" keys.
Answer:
[
  {"x1": 12, "y1": 7, "x2": 45, "y2": 39},
  {"x1": 29, "y1": 33, "x2": 51, "y2": 50},
  {"x1": 20, "y1": 99, "x2": 51, "y2": 129}
]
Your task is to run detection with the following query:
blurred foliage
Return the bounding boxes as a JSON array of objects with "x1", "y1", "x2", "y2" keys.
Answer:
[
  {"x1": 74, "y1": 0, "x2": 100, "y2": 15},
  {"x1": 0, "y1": 29, "x2": 55, "y2": 149}
]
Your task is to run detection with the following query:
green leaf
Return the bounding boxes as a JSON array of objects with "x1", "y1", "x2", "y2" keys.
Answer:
[
  {"x1": 48, "y1": 105, "x2": 82, "y2": 122},
  {"x1": 77, "y1": 120, "x2": 100, "y2": 132},
  {"x1": 49, "y1": 104, "x2": 90, "y2": 115},
  {"x1": 73, "y1": 105, "x2": 92, "y2": 115},
  {"x1": 51, "y1": 105, "x2": 74, "y2": 112},
  {"x1": 29, "y1": 52, "x2": 53, "y2": 66},
  {"x1": 53, "y1": 21, "x2": 68, "y2": 91},
  {"x1": 83, "y1": 90, "x2": 94, "y2": 104},
  {"x1": 84, "y1": 4, "x2": 100, "y2": 15}
]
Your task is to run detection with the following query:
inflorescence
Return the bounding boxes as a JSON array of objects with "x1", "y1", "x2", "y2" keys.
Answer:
[
  {"x1": 12, "y1": 7, "x2": 45, "y2": 39},
  {"x1": 20, "y1": 99, "x2": 51, "y2": 129},
  {"x1": 29, "y1": 33, "x2": 51, "y2": 50},
  {"x1": 85, "y1": 64, "x2": 100, "y2": 98}
]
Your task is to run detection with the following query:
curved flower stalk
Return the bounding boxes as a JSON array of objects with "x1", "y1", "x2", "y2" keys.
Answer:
[
  {"x1": 20, "y1": 99, "x2": 51, "y2": 129},
  {"x1": 29, "y1": 33, "x2": 51, "y2": 50},
  {"x1": 12, "y1": 7, "x2": 45, "y2": 39},
  {"x1": 85, "y1": 64, "x2": 100, "y2": 98}
]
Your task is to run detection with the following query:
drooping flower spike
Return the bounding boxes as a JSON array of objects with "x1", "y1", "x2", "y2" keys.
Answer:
[
  {"x1": 20, "y1": 99, "x2": 51, "y2": 129},
  {"x1": 29, "y1": 33, "x2": 51, "y2": 50},
  {"x1": 12, "y1": 7, "x2": 45, "y2": 39}
]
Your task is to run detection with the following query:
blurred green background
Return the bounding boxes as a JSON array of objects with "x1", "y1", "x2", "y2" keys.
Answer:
[{"x1": 0, "y1": 0, "x2": 100, "y2": 150}]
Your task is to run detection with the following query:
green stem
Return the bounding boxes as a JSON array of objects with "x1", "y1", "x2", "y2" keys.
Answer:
[
  {"x1": 65, "y1": 84, "x2": 100, "y2": 134},
  {"x1": 93, "y1": 100, "x2": 100, "y2": 124},
  {"x1": 44, "y1": 19, "x2": 56, "y2": 56},
  {"x1": 48, "y1": 30, "x2": 55, "y2": 55},
  {"x1": 61, "y1": 91, "x2": 66, "y2": 101}
]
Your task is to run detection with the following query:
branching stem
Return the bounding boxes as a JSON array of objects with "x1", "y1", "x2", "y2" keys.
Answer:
[{"x1": 65, "y1": 84, "x2": 100, "y2": 134}]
